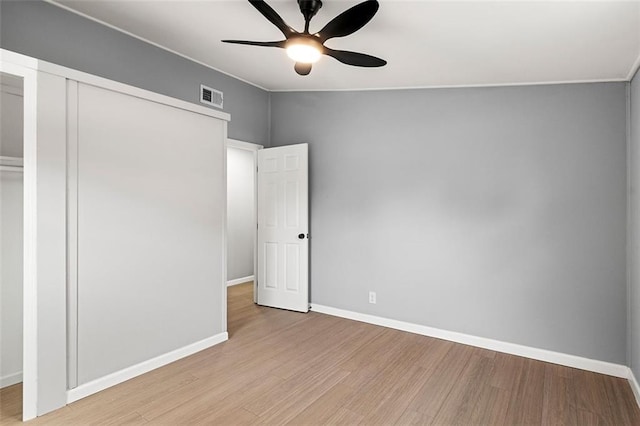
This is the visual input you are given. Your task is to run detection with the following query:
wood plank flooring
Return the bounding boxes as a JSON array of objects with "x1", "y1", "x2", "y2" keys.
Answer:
[{"x1": 2, "y1": 282, "x2": 639, "y2": 425}]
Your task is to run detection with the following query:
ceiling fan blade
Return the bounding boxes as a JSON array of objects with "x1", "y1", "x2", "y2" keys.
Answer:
[
  {"x1": 323, "y1": 47, "x2": 386, "y2": 67},
  {"x1": 222, "y1": 40, "x2": 286, "y2": 48},
  {"x1": 316, "y1": 0, "x2": 379, "y2": 42},
  {"x1": 249, "y1": 0, "x2": 296, "y2": 38},
  {"x1": 294, "y1": 63, "x2": 312, "y2": 76}
]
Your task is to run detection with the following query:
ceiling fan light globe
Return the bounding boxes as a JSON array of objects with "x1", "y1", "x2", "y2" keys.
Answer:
[{"x1": 286, "y1": 44, "x2": 322, "y2": 64}]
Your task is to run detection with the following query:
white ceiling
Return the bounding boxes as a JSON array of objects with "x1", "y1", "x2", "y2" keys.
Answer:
[{"x1": 51, "y1": 0, "x2": 640, "y2": 91}]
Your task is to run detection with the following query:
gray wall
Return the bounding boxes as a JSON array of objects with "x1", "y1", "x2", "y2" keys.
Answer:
[
  {"x1": 630, "y1": 75, "x2": 640, "y2": 377},
  {"x1": 0, "y1": 0, "x2": 269, "y2": 145},
  {"x1": 271, "y1": 82, "x2": 628, "y2": 364},
  {"x1": 227, "y1": 147, "x2": 256, "y2": 281}
]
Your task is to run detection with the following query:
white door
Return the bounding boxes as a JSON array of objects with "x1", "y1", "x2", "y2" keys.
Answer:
[
  {"x1": 74, "y1": 83, "x2": 226, "y2": 384},
  {"x1": 257, "y1": 143, "x2": 309, "y2": 312}
]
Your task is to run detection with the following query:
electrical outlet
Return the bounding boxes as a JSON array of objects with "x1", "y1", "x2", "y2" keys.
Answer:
[{"x1": 369, "y1": 291, "x2": 377, "y2": 304}]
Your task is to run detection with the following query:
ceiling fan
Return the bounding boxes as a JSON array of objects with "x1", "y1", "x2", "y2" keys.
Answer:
[{"x1": 222, "y1": 0, "x2": 386, "y2": 76}]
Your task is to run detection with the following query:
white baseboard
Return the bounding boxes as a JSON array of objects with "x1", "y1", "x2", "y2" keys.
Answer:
[
  {"x1": 311, "y1": 304, "x2": 629, "y2": 378},
  {"x1": 628, "y1": 368, "x2": 640, "y2": 408},
  {"x1": 227, "y1": 275, "x2": 254, "y2": 287},
  {"x1": 66, "y1": 332, "x2": 228, "y2": 404},
  {"x1": 0, "y1": 371, "x2": 22, "y2": 388}
]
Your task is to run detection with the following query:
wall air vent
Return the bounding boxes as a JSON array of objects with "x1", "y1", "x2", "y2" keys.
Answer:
[{"x1": 200, "y1": 84, "x2": 223, "y2": 109}]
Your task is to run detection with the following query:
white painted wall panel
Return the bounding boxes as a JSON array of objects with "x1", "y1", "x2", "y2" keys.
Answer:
[
  {"x1": 34, "y1": 71, "x2": 68, "y2": 414},
  {"x1": 75, "y1": 83, "x2": 225, "y2": 385}
]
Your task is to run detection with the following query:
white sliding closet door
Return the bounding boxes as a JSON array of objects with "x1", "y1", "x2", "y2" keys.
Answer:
[{"x1": 73, "y1": 83, "x2": 225, "y2": 385}]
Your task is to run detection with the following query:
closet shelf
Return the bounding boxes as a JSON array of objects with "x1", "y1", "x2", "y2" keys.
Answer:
[{"x1": 0, "y1": 156, "x2": 24, "y2": 168}]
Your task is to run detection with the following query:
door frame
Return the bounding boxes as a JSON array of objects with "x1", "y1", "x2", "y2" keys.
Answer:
[{"x1": 226, "y1": 139, "x2": 263, "y2": 303}]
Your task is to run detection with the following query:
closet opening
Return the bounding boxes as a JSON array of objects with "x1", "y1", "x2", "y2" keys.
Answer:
[{"x1": 0, "y1": 71, "x2": 25, "y2": 421}]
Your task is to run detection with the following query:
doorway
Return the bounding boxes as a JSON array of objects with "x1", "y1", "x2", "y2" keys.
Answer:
[
  {"x1": 226, "y1": 139, "x2": 262, "y2": 307},
  {"x1": 0, "y1": 72, "x2": 24, "y2": 421},
  {"x1": 226, "y1": 140, "x2": 310, "y2": 316}
]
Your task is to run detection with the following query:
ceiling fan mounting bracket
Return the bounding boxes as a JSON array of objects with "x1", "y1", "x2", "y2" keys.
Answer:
[{"x1": 298, "y1": 0, "x2": 323, "y2": 22}]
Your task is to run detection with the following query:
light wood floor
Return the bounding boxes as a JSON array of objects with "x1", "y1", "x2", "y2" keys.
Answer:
[{"x1": 2, "y1": 282, "x2": 640, "y2": 425}]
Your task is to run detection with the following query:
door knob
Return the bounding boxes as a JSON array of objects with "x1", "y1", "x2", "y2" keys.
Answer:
[{"x1": 298, "y1": 233, "x2": 305, "y2": 239}]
